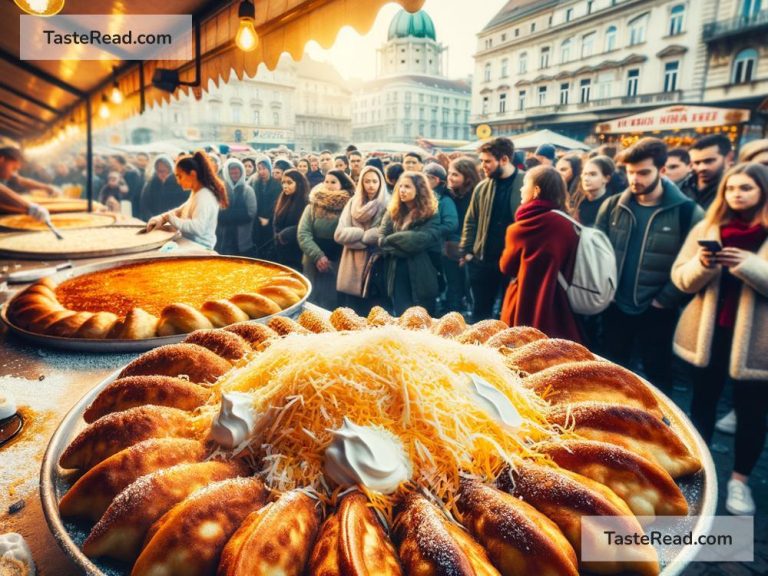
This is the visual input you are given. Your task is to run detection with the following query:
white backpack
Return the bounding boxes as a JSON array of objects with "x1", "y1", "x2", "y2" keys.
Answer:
[{"x1": 552, "y1": 210, "x2": 616, "y2": 315}]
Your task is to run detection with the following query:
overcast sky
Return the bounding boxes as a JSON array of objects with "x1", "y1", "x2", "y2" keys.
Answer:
[{"x1": 303, "y1": 0, "x2": 508, "y2": 81}]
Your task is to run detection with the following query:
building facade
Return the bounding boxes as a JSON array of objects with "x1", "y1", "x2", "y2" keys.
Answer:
[
  {"x1": 118, "y1": 54, "x2": 351, "y2": 151},
  {"x1": 472, "y1": 0, "x2": 768, "y2": 144},
  {"x1": 352, "y1": 10, "x2": 472, "y2": 144}
]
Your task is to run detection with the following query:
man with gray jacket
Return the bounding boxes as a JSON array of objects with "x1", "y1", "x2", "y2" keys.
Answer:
[{"x1": 595, "y1": 137, "x2": 703, "y2": 391}]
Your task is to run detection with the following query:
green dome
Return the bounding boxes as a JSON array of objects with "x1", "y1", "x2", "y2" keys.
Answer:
[{"x1": 387, "y1": 10, "x2": 436, "y2": 41}]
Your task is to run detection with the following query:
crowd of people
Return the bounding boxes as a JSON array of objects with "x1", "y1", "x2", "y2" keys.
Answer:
[{"x1": 1, "y1": 132, "x2": 767, "y2": 516}]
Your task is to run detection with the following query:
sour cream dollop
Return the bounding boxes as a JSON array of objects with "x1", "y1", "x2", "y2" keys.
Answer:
[
  {"x1": 0, "y1": 532, "x2": 35, "y2": 576},
  {"x1": 211, "y1": 392, "x2": 256, "y2": 449},
  {"x1": 0, "y1": 391, "x2": 17, "y2": 420},
  {"x1": 324, "y1": 418, "x2": 412, "y2": 494},
  {"x1": 464, "y1": 373, "x2": 523, "y2": 429}
]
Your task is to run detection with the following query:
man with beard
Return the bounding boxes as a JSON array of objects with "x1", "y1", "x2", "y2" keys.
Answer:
[
  {"x1": 595, "y1": 137, "x2": 703, "y2": 392},
  {"x1": 688, "y1": 134, "x2": 733, "y2": 209},
  {"x1": 459, "y1": 137, "x2": 524, "y2": 320},
  {"x1": 319, "y1": 150, "x2": 334, "y2": 175},
  {"x1": 348, "y1": 150, "x2": 364, "y2": 184}
]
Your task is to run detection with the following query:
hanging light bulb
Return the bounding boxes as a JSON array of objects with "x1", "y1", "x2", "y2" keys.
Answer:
[
  {"x1": 13, "y1": 0, "x2": 65, "y2": 16},
  {"x1": 99, "y1": 94, "x2": 110, "y2": 119},
  {"x1": 235, "y1": 0, "x2": 258, "y2": 52},
  {"x1": 110, "y1": 67, "x2": 124, "y2": 104}
]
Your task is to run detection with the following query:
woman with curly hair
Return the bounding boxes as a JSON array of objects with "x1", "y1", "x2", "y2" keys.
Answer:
[
  {"x1": 146, "y1": 150, "x2": 227, "y2": 250},
  {"x1": 298, "y1": 169, "x2": 355, "y2": 308},
  {"x1": 378, "y1": 171, "x2": 442, "y2": 315}
]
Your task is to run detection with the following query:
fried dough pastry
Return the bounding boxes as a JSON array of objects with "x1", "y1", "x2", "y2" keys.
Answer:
[
  {"x1": 83, "y1": 460, "x2": 249, "y2": 562},
  {"x1": 502, "y1": 338, "x2": 594, "y2": 374},
  {"x1": 218, "y1": 490, "x2": 321, "y2": 576},
  {"x1": 537, "y1": 440, "x2": 688, "y2": 519},
  {"x1": 83, "y1": 375, "x2": 213, "y2": 423},
  {"x1": 258, "y1": 285, "x2": 302, "y2": 308},
  {"x1": 156, "y1": 303, "x2": 214, "y2": 336},
  {"x1": 201, "y1": 299, "x2": 251, "y2": 327},
  {"x1": 60, "y1": 405, "x2": 205, "y2": 471},
  {"x1": 224, "y1": 321, "x2": 278, "y2": 349},
  {"x1": 497, "y1": 461, "x2": 659, "y2": 576},
  {"x1": 59, "y1": 438, "x2": 206, "y2": 521},
  {"x1": 107, "y1": 308, "x2": 159, "y2": 339},
  {"x1": 309, "y1": 492, "x2": 402, "y2": 575},
  {"x1": 329, "y1": 307, "x2": 368, "y2": 331},
  {"x1": 268, "y1": 275, "x2": 308, "y2": 295},
  {"x1": 75, "y1": 311, "x2": 120, "y2": 339},
  {"x1": 431, "y1": 312, "x2": 467, "y2": 338},
  {"x1": 397, "y1": 306, "x2": 432, "y2": 330},
  {"x1": 547, "y1": 402, "x2": 702, "y2": 478},
  {"x1": 484, "y1": 326, "x2": 548, "y2": 350},
  {"x1": 456, "y1": 319, "x2": 508, "y2": 345},
  {"x1": 183, "y1": 329, "x2": 252, "y2": 361},
  {"x1": 395, "y1": 494, "x2": 500, "y2": 576},
  {"x1": 367, "y1": 306, "x2": 395, "y2": 326},
  {"x1": 230, "y1": 292, "x2": 282, "y2": 318},
  {"x1": 267, "y1": 316, "x2": 310, "y2": 336},
  {"x1": 47, "y1": 311, "x2": 93, "y2": 337},
  {"x1": 133, "y1": 477, "x2": 267, "y2": 576},
  {"x1": 524, "y1": 361, "x2": 664, "y2": 420},
  {"x1": 117, "y1": 343, "x2": 231, "y2": 384},
  {"x1": 457, "y1": 480, "x2": 578, "y2": 576},
  {"x1": 297, "y1": 309, "x2": 336, "y2": 333}
]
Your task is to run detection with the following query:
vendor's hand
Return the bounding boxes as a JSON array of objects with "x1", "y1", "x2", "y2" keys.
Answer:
[
  {"x1": 651, "y1": 299, "x2": 666, "y2": 309},
  {"x1": 27, "y1": 203, "x2": 50, "y2": 224},
  {"x1": 316, "y1": 256, "x2": 331, "y2": 273},
  {"x1": 259, "y1": 217, "x2": 269, "y2": 226},
  {"x1": 459, "y1": 253, "x2": 473, "y2": 267},
  {"x1": 699, "y1": 247, "x2": 718, "y2": 269},
  {"x1": 146, "y1": 215, "x2": 165, "y2": 232},
  {"x1": 47, "y1": 185, "x2": 62, "y2": 197},
  {"x1": 105, "y1": 197, "x2": 121, "y2": 213},
  {"x1": 716, "y1": 247, "x2": 749, "y2": 268}
]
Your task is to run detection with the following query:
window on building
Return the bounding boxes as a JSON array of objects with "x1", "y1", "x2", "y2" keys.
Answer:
[
  {"x1": 518, "y1": 90, "x2": 527, "y2": 111},
  {"x1": 565, "y1": 7, "x2": 573, "y2": 22},
  {"x1": 669, "y1": 5, "x2": 685, "y2": 35},
  {"x1": 561, "y1": 38, "x2": 572, "y2": 63},
  {"x1": 587, "y1": 0, "x2": 594, "y2": 14},
  {"x1": 580, "y1": 78, "x2": 591, "y2": 102},
  {"x1": 626, "y1": 68, "x2": 639, "y2": 96},
  {"x1": 605, "y1": 26, "x2": 617, "y2": 51},
  {"x1": 519, "y1": 52, "x2": 528, "y2": 73},
  {"x1": 231, "y1": 104, "x2": 241, "y2": 123},
  {"x1": 560, "y1": 82, "x2": 570, "y2": 104},
  {"x1": 501, "y1": 58, "x2": 509, "y2": 77},
  {"x1": 482, "y1": 96, "x2": 489, "y2": 114},
  {"x1": 484, "y1": 62, "x2": 491, "y2": 82},
  {"x1": 273, "y1": 111, "x2": 280, "y2": 125},
  {"x1": 514, "y1": 28, "x2": 520, "y2": 37},
  {"x1": 540, "y1": 47, "x2": 551, "y2": 68},
  {"x1": 537, "y1": 86, "x2": 548, "y2": 106},
  {"x1": 501, "y1": 33, "x2": 507, "y2": 42},
  {"x1": 732, "y1": 48, "x2": 758, "y2": 83},
  {"x1": 499, "y1": 93, "x2": 507, "y2": 113},
  {"x1": 664, "y1": 61, "x2": 680, "y2": 91},
  {"x1": 742, "y1": 0, "x2": 762, "y2": 18},
  {"x1": 581, "y1": 32, "x2": 596, "y2": 58},
  {"x1": 531, "y1": 21, "x2": 536, "y2": 32},
  {"x1": 629, "y1": 14, "x2": 648, "y2": 46},
  {"x1": 252, "y1": 109, "x2": 260, "y2": 124},
  {"x1": 549, "y1": 14, "x2": 553, "y2": 27}
]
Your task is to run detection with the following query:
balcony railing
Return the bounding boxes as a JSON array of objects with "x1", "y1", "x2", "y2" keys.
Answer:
[
  {"x1": 703, "y1": 10, "x2": 768, "y2": 42},
  {"x1": 518, "y1": 90, "x2": 684, "y2": 116}
]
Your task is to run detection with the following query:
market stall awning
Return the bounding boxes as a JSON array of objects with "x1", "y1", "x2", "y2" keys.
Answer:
[
  {"x1": 0, "y1": 0, "x2": 425, "y2": 143},
  {"x1": 596, "y1": 104, "x2": 751, "y2": 134},
  {"x1": 457, "y1": 129, "x2": 591, "y2": 152}
]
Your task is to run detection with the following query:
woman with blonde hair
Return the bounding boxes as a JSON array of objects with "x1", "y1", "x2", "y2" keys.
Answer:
[
  {"x1": 334, "y1": 166, "x2": 388, "y2": 314},
  {"x1": 378, "y1": 171, "x2": 441, "y2": 315},
  {"x1": 738, "y1": 139, "x2": 768, "y2": 165},
  {"x1": 671, "y1": 162, "x2": 768, "y2": 516},
  {"x1": 146, "y1": 150, "x2": 227, "y2": 250}
]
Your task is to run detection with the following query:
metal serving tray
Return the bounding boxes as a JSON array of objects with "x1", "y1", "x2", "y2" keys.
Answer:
[
  {"x1": 40, "y1": 359, "x2": 717, "y2": 576},
  {"x1": 1, "y1": 253, "x2": 311, "y2": 353}
]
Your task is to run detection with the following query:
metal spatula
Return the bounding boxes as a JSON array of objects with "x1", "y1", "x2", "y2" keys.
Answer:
[{"x1": 45, "y1": 219, "x2": 65, "y2": 240}]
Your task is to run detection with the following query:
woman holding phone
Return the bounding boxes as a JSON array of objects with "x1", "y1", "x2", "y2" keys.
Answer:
[{"x1": 671, "y1": 162, "x2": 768, "y2": 516}]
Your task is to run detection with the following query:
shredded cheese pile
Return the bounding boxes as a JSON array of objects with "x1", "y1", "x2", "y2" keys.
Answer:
[{"x1": 218, "y1": 326, "x2": 554, "y2": 515}]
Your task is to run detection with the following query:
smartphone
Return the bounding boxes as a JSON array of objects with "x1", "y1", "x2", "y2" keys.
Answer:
[{"x1": 698, "y1": 240, "x2": 722, "y2": 252}]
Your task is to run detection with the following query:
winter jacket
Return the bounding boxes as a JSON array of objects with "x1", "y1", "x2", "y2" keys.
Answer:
[
  {"x1": 138, "y1": 159, "x2": 186, "y2": 222},
  {"x1": 459, "y1": 170, "x2": 524, "y2": 261},
  {"x1": 595, "y1": 178, "x2": 704, "y2": 310},
  {"x1": 671, "y1": 221, "x2": 768, "y2": 380},
  {"x1": 434, "y1": 183, "x2": 460, "y2": 242},
  {"x1": 297, "y1": 186, "x2": 352, "y2": 265},
  {"x1": 216, "y1": 159, "x2": 257, "y2": 255},
  {"x1": 379, "y1": 212, "x2": 442, "y2": 302}
]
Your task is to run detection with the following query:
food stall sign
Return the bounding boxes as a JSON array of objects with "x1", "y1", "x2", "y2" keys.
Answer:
[{"x1": 596, "y1": 105, "x2": 751, "y2": 134}]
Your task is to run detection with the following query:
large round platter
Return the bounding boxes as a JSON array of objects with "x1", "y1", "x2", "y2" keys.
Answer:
[
  {"x1": 0, "y1": 212, "x2": 117, "y2": 232},
  {"x1": 26, "y1": 197, "x2": 107, "y2": 213},
  {"x1": 1, "y1": 254, "x2": 311, "y2": 352},
  {"x1": 40, "y1": 347, "x2": 716, "y2": 576},
  {"x1": 0, "y1": 225, "x2": 178, "y2": 259}
]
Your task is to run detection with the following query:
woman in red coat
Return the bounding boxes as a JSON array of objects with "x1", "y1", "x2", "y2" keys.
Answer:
[{"x1": 499, "y1": 165, "x2": 583, "y2": 342}]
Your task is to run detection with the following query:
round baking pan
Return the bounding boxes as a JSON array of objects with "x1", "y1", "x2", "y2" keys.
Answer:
[
  {"x1": 1, "y1": 254, "x2": 311, "y2": 352},
  {"x1": 0, "y1": 212, "x2": 117, "y2": 232},
  {"x1": 40, "y1": 356, "x2": 717, "y2": 576}
]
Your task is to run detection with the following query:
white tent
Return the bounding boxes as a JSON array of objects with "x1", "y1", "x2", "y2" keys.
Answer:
[
  {"x1": 457, "y1": 129, "x2": 590, "y2": 152},
  {"x1": 355, "y1": 142, "x2": 431, "y2": 156}
]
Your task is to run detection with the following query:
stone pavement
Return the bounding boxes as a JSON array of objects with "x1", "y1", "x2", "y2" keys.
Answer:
[{"x1": 653, "y1": 361, "x2": 767, "y2": 575}]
